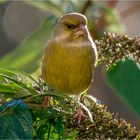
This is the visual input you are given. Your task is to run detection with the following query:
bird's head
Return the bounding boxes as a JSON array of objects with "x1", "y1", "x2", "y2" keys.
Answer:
[{"x1": 52, "y1": 13, "x2": 89, "y2": 42}]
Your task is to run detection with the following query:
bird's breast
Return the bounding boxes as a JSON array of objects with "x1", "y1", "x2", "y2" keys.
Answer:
[{"x1": 42, "y1": 40, "x2": 96, "y2": 95}]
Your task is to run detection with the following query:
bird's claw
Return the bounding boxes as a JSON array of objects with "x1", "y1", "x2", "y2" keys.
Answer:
[{"x1": 75, "y1": 108, "x2": 87, "y2": 125}]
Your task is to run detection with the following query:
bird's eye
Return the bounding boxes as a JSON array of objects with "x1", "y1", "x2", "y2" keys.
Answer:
[{"x1": 66, "y1": 24, "x2": 76, "y2": 29}]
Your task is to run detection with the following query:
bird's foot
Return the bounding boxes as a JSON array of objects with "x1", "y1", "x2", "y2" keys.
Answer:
[{"x1": 75, "y1": 108, "x2": 87, "y2": 125}]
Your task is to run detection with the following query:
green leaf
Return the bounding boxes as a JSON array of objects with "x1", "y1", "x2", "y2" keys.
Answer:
[
  {"x1": 106, "y1": 60, "x2": 140, "y2": 116},
  {"x1": 33, "y1": 107, "x2": 60, "y2": 139},
  {"x1": 35, "y1": 122, "x2": 49, "y2": 139},
  {"x1": 0, "y1": 68, "x2": 39, "y2": 86},
  {"x1": 33, "y1": 107, "x2": 60, "y2": 121},
  {"x1": 24, "y1": 92, "x2": 69, "y2": 104},
  {"x1": 33, "y1": 107, "x2": 63, "y2": 139},
  {"x1": 0, "y1": 68, "x2": 40, "y2": 99},
  {"x1": 0, "y1": 83, "x2": 33, "y2": 100},
  {"x1": 0, "y1": 16, "x2": 56, "y2": 73},
  {"x1": 0, "y1": 83, "x2": 21, "y2": 98},
  {"x1": 0, "y1": 99, "x2": 32, "y2": 139},
  {"x1": 0, "y1": 74, "x2": 39, "y2": 95},
  {"x1": 55, "y1": 117, "x2": 64, "y2": 139}
]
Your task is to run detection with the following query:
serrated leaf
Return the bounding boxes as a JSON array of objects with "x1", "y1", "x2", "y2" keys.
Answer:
[{"x1": 0, "y1": 99, "x2": 32, "y2": 139}]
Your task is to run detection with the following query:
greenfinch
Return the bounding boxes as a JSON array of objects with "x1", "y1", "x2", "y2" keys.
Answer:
[{"x1": 42, "y1": 12, "x2": 97, "y2": 98}]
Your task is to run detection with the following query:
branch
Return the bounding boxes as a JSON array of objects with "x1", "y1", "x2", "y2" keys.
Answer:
[
  {"x1": 80, "y1": 0, "x2": 92, "y2": 14},
  {"x1": 96, "y1": 32, "x2": 140, "y2": 68}
]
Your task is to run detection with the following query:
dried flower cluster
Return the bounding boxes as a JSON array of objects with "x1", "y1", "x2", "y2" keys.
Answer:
[
  {"x1": 64, "y1": 100, "x2": 140, "y2": 139},
  {"x1": 96, "y1": 32, "x2": 140, "y2": 68}
]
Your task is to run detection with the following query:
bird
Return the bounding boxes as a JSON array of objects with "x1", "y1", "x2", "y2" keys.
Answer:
[{"x1": 42, "y1": 12, "x2": 98, "y2": 123}]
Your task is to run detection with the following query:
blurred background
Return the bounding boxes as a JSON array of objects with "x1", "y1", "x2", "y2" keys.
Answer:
[{"x1": 0, "y1": 0, "x2": 140, "y2": 128}]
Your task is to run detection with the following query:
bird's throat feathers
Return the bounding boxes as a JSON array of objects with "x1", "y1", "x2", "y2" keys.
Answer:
[{"x1": 52, "y1": 32, "x2": 93, "y2": 48}]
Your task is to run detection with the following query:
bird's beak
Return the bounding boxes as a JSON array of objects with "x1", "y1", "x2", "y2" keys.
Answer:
[{"x1": 75, "y1": 24, "x2": 88, "y2": 37}]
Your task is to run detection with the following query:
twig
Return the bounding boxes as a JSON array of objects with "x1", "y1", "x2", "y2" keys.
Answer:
[{"x1": 80, "y1": 0, "x2": 92, "y2": 14}]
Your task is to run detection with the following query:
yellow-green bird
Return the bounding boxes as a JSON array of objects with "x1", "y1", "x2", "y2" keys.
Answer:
[
  {"x1": 42, "y1": 12, "x2": 97, "y2": 96},
  {"x1": 42, "y1": 13, "x2": 97, "y2": 122}
]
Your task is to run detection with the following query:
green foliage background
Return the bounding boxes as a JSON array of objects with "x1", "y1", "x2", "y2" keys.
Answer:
[
  {"x1": 106, "y1": 60, "x2": 140, "y2": 116},
  {"x1": 0, "y1": 0, "x2": 140, "y2": 139}
]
